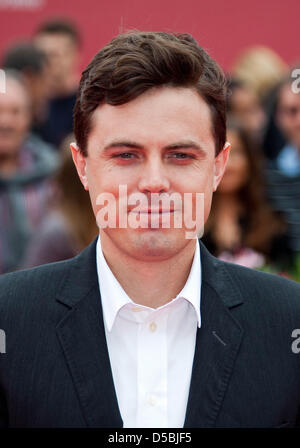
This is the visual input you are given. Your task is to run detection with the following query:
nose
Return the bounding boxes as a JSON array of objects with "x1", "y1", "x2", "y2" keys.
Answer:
[{"x1": 138, "y1": 156, "x2": 170, "y2": 194}]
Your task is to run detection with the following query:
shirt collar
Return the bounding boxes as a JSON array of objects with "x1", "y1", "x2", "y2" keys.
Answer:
[
  {"x1": 96, "y1": 235, "x2": 201, "y2": 331},
  {"x1": 176, "y1": 239, "x2": 201, "y2": 328}
]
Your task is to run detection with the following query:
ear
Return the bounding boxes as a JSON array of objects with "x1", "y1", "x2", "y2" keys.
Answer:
[
  {"x1": 213, "y1": 141, "x2": 231, "y2": 192},
  {"x1": 70, "y1": 142, "x2": 89, "y2": 191}
]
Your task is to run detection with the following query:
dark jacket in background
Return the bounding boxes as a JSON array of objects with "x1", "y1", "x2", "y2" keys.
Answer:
[{"x1": 33, "y1": 92, "x2": 77, "y2": 148}]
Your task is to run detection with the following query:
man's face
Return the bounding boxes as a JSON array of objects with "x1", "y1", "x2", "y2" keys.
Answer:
[
  {"x1": 27, "y1": 64, "x2": 51, "y2": 110},
  {"x1": 0, "y1": 79, "x2": 31, "y2": 157},
  {"x1": 230, "y1": 86, "x2": 265, "y2": 137},
  {"x1": 71, "y1": 87, "x2": 229, "y2": 261},
  {"x1": 277, "y1": 84, "x2": 300, "y2": 150},
  {"x1": 34, "y1": 33, "x2": 78, "y2": 91}
]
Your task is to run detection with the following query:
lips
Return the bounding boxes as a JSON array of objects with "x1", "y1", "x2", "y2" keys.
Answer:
[{"x1": 0, "y1": 128, "x2": 15, "y2": 136}]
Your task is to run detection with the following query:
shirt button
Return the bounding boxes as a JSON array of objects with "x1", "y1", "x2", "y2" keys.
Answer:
[
  {"x1": 149, "y1": 322, "x2": 157, "y2": 333},
  {"x1": 147, "y1": 395, "x2": 156, "y2": 406}
]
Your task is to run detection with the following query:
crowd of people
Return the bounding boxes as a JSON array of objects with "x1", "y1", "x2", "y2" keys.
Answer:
[{"x1": 0, "y1": 18, "x2": 300, "y2": 280}]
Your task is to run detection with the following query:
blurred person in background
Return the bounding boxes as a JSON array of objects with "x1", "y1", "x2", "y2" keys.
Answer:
[
  {"x1": 202, "y1": 121, "x2": 292, "y2": 273},
  {"x1": 227, "y1": 78, "x2": 266, "y2": 143},
  {"x1": 274, "y1": 72, "x2": 300, "y2": 176},
  {"x1": 2, "y1": 41, "x2": 51, "y2": 136},
  {"x1": 0, "y1": 71, "x2": 58, "y2": 274},
  {"x1": 22, "y1": 134, "x2": 98, "y2": 268},
  {"x1": 231, "y1": 46, "x2": 288, "y2": 103},
  {"x1": 264, "y1": 72, "x2": 300, "y2": 265},
  {"x1": 33, "y1": 18, "x2": 81, "y2": 147},
  {"x1": 231, "y1": 46, "x2": 288, "y2": 162},
  {"x1": 262, "y1": 81, "x2": 287, "y2": 161}
]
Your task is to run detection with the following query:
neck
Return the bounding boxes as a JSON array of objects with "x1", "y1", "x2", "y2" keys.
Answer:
[
  {"x1": 100, "y1": 231, "x2": 197, "y2": 308},
  {"x1": 52, "y1": 74, "x2": 78, "y2": 97}
]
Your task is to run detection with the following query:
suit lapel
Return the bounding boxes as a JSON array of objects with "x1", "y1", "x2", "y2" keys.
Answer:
[
  {"x1": 54, "y1": 238, "x2": 244, "y2": 428},
  {"x1": 184, "y1": 242, "x2": 244, "y2": 428},
  {"x1": 55, "y1": 239, "x2": 123, "y2": 428}
]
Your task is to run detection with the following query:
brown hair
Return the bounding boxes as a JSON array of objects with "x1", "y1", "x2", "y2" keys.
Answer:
[
  {"x1": 73, "y1": 31, "x2": 227, "y2": 156},
  {"x1": 35, "y1": 18, "x2": 81, "y2": 46},
  {"x1": 231, "y1": 46, "x2": 288, "y2": 100},
  {"x1": 55, "y1": 134, "x2": 98, "y2": 250}
]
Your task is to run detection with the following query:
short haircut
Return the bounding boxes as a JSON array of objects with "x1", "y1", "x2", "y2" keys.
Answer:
[
  {"x1": 35, "y1": 18, "x2": 80, "y2": 46},
  {"x1": 73, "y1": 31, "x2": 227, "y2": 156},
  {"x1": 226, "y1": 77, "x2": 247, "y2": 112},
  {"x1": 2, "y1": 41, "x2": 47, "y2": 75},
  {"x1": 1, "y1": 69, "x2": 31, "y2": 107}
]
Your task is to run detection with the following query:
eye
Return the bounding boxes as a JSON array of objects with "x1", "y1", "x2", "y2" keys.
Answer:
[
  {"x1": 174, "y1": 153, "x2": 189, "y2": 159},
  {"x1": 112, "y1": 152, "x2": 137, "y2": 159},
  {"x1": 168, "y1": 152, "x2": 196, "y2": 160}
]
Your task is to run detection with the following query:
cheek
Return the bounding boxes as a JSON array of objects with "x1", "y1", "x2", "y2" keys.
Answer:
[
  {"x1": 281, "y1": 116, "x2": 294, "y2": 132},
  {"x1": 14, "y1": 110, "x2": 31, "y2": 132},
  {"x1": 91, "y1": 161, "x2": 138, "y2": 190},
  {"x1": 173, "y1": 162, "x2": 215, "y2": 192},
  {"x1": 180, "y1": 168, "x2": 214, "y2": 227},
  {"x1": 86, "y1": 164, "x2": 131, "y2": 215}
]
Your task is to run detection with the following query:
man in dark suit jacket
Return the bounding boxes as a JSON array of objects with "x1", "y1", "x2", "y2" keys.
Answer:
[
  {"x1": 1, "y1": 31, "x2": 300, "y2": 428},
  {"x1": 1, "y1": 238, "x2": 300, "y2": 427}
]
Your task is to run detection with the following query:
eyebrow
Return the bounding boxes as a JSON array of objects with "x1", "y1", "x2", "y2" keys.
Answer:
[{"x1": 103, "y1": 139, "x2": 207, "y2": 156}]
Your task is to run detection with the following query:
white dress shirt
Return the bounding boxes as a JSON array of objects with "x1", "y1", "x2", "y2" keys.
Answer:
[{"x1": 96, "y1": 236, "x2": 201, "y2": 428}]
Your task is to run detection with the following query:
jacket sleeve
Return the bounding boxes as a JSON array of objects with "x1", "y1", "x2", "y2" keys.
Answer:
[{"x1": 0, "y1": 275, "x2": 11, "y2": 427}]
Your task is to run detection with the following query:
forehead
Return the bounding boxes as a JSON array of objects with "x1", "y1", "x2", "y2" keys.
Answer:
[
  {"x1": 232, "y1": 87, "x2": 258, "y2": 107},
  {"x1": 89, "y1": 87, "x2": 214, "y2": 146},
  {"x1": 35, "y1": 33, "x2": 76, "y2": 53},
  {"x1": 0, "y1": 79, "x2": 29, "y2": 108},
  {"x1": 278, "y1": 84, "x2": 300, "y2": 106}
]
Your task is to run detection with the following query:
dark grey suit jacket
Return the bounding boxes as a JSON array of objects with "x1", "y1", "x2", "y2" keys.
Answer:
[{"x1": 1, "y1": 238, "x2": 300, "y2": 428}]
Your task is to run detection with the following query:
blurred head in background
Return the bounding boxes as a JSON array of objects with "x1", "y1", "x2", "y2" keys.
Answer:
[
  {"x1": 231, "y1": 46, "x2": 288, "y2": 102},
  {"x1": 2, "y1": 41, "x2": 50, "y2": 123},
  {"x1": 227, "y1": 78, "x2": 266, "y2": 141},
  {"x1": 217, "y1": 122, "x2": 252, "y2": 194},
  {"x1": 55, "y1": 134, "x2": 98, "y2": 250},
  {"x1": 0, "y1": 71, "x2": 31, "y2": 174},
  {"x1": 276, "y1": 73, "x2": 300, "y2": 151},
  {"x1": 205, "y1": 120, "x2": 285, "y2": 256},
  {"x1": 216, "y1": 121, "x2": 263, "y2": 205},
  {"x1": 34, "y1": 18, "x2": 81, "y2": 97},
  {"x1": 20, "y1": 133, "x2": 98, "y2": 269}
]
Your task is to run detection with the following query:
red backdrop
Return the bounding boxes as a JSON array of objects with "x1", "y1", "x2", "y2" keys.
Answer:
[{"x1": 0, "y1": 0, "x2": 299, "y2": 72}]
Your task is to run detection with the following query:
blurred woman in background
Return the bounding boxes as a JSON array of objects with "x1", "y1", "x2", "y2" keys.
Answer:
[
  {"x1": 202, "y1": 121, "x2": 292, "y2": 272},
  {"x1": 231, "y1": 46, "x2": 288, "y2": 102},
  {"x1": 21, "y1": 134, "x2": 98, "y2": 268},
  {"x1": 227, "y1": 78, "x2": 266, "y2": 144},
  {"x1": 230, "y1": 47, "x2": 289, "y2": 161}
]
